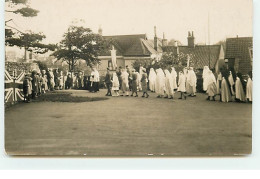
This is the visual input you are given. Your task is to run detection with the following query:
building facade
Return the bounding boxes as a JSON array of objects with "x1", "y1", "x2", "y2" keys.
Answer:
[{"x1": 225, "y1": 37, "x2": 253, "y2": 75}]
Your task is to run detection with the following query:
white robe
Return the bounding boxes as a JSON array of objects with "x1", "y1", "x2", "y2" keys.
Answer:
[
  {"x1": 221, "y1": 77, "x2": 232, "y2": 102},
  {"x1": 235, "y1": 77, "x2": 246, "y2": 102},
  {"x1": 178, "y1": 73, "x2": 186, "y2": 92},
  {"x1": 228, "y1": 73, "x2": 235, "y2": 95},
  {"x1": 202, "y1": 66, "x2": 210, "y2": 91},
  {"x1": 155, "y1": 69, "x2": 165, "y2": 96},
  {"x1": 170, "y1": 67, "x2": 177, "y2": 90},
  {"x1": 165, "y1": 70, "x2": 174, "y2": 96},
  {"x1": 186, "y1": 70, "x2": 197, "y2": 94},
  {"x1": 149, "y1": 68, "x2": 156, "y2": 92},
  {"x1": 246, "y1": 77, "x2": 252, "y2": 102}
]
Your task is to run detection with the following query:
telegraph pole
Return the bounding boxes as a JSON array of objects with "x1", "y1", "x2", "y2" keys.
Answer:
[{"x1": 208, "y1": 12, "x2": 211, "y2": 69}]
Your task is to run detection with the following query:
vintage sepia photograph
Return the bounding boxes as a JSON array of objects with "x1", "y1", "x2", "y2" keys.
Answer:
[{"x1": 4, "y1": 0, "x2": 253, "y2": 156}]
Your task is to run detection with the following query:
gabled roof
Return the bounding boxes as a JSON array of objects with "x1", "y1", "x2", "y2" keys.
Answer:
[
  {"x1": 100, "y1": 34, "x2": 161, "y2": 57},
  {"x1": 163, "y1": 45, "x2": 222, "y2": 69},
  {"x1": 225, "y1": 37, "x2": 253, "y2": 59}
]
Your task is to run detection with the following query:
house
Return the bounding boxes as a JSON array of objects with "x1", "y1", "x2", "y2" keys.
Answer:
[
  {"x1": 162, "y1": 31, "x2": 225, "y2": 74},
  {"x1": 97, "y1": 27, "x2": 164, "y2": 75},
  {"x1": 225, "y1": 36, "x2": 253, "y2": 75}
]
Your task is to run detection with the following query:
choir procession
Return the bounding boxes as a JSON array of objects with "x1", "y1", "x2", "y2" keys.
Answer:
[{"x1": 22, "y1": 65, "x2": 253, "y2": 104}]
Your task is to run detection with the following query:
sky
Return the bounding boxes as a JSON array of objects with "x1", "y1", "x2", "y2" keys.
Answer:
[{"x1": 5, "y1": 0, "x2": 253, "y2": 50}]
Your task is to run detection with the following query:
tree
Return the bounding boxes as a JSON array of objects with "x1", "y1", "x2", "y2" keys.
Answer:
[
  {"x1": 52, "y1": 25, "x2": 109, "y2": 72},
  {"x1": 168, "y1": 39, "x2": 182, "y2": 46},
  {"x1": 5, "y1": 0, "x2": 55, "y2": 61}
]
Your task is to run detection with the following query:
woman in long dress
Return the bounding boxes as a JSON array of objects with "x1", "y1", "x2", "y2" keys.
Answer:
[
  {"x1": 170, "y1": 66, "x2": 177, "y2": 90},
  {"x1": 141, "y1": 69, "x2": 149, "y2": 98},
  {"x1": 246, "y1": 71, "x2": 252, "y2": 102},
  {"x1": 178, "y1": 71, "x2": 186, "y2": 100},
  {"x1": 148, "y1": 68, "x2": 156, "y2": 92},
  {"x1": 164, "y1": 69, "x2": 174, "y2": 99},
  {"x1": 206, "y1": 70, "x2": 217, "y2": 101},
  {"x1": 221, "y1": 76, "x2": 232, "y2": 102},
  {"x1": 111, "y1": 72, "x2": 119, "y2": 96},
  {"x1": 235, "y1": 73, "x2": 246, "y2": 102}
]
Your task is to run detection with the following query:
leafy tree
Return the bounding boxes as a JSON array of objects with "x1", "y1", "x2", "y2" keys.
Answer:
[
  {"x1": 5, "y1": 0, "x2": 55, "y2": 61},
  {"x1": 52, "y1": 25, "x2": 109, "y2": 72}
]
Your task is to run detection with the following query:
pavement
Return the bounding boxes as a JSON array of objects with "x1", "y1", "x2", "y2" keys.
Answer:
[{"x1": 5, "y1": 89, "x2": 252, "y2": 156}]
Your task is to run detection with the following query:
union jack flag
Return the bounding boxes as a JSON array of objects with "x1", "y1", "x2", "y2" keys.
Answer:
[{"x1": 4, "y1": 70, "x2": 25, "y2": 104}]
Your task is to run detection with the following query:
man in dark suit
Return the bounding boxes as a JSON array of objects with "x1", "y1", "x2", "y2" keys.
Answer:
[{"x1": 105, "y1": 68, "x2": 112, "y2": 96}]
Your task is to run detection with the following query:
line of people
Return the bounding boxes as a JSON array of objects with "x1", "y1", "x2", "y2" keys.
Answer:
[
  {"x1": 104, "y1": 66, "x2": 198, "y2": 99},
  {"x1": 202, "y1": 66, "x2": 252, "y2": 103}
]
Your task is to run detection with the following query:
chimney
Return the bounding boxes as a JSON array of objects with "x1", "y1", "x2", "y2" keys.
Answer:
[
  {"x1": 154, "y1": 26, "x2": 158, "y2": 51},
  {"x1": 162, "y1": 32, "x2": 168, "y2": 47},
  {"x1": 187, "y1": 31, "x2": 195, "y2": 48},
  {"x1": 98, "y1": 25, "x2": 103, "y2": 36}
]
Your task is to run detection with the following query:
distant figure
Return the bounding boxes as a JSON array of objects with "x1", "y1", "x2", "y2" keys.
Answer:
[
  {"x1": 111, "y1": 72, "x2": 119, "y2": 97},
  {"x1": 216, "y1": 71, "x2": 222, "y2": 95},
  {"x1": 41, "y1": 70, "x2": 48, "y2": 93},
  {"x1": 105, "y1": 68, "x2": 112, "y2": 96},
  {"x1": 121, "y1": 68, "x2": 130, "y2": 96},
  {"x1": 148, "y1": 68, "x2": 156, "y2": 92},
  {"x1": 141, "y1": 68, "x2": 149, "y2": 98},
  {"x1": 130, "y1": 69, "x2": 138, "y2": 97},
  {"x1": 203, "y1": 66, "x2": 210, "y2": 91},
  {"x1": 23, "y1": 74, "x2": 32, "y2": 103},
  {"x1": 31, "y1": 70, "x2": 38, "y2": 99},
  {"x1": 155, "y1": 68, "x2": 165, "y2": 98},
  {"x1": 186, "y1": 67, "x2": 197, "y2": 97},
  {"x1": 206, "y1": 70, "x2": 217, "y2": 101},
  {"x1": 221, "y1": 76, "x2": 232, "y2": 102},
  {"x1": 246, "y1": 71, "x2": 252, "y2": 102},
  {"x1": 228, "y1": 71, "x2": 235, "y2": 96},
  {"x1": 164, "y1": 69, "x2": 174, "y2": 99},
  {"x1": 178, "y1": 71, "x2": 186, "y2": 100},
  {"x1": 170, "y1": 66, "x2": 178, "y2": 90},
  {"x1": 90, "y1": 68, "x2": 100, "y2": 92},
  {"x1": 126, "y1": 65, "x2": 132, "y2": 91},
  {"x1": 235, "y1": 73, "x2": 246, "y2": 102}
]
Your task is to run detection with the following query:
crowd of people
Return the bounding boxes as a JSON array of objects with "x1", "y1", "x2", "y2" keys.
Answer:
[
  {"x1": 22, "y1": 67, "x2": 100, "y2": 102},
  {"x1": 22, "y1": 65, "x2": 253, "y2": 103},
  {"x1": 104, "y1": 65, "x2": 253, "y2": 103}
]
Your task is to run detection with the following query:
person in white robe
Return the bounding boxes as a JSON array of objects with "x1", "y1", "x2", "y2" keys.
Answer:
[
  {"x1": 148, "y1": 68, "x2": 156, "y2": 92},
  {"x1": 186, "y1": 67, "x2": 197, "y2": 97},
  {"x1": 228, "y1": 71, "x2": 235, "y2": 96},
  {"x1": 111, "y1": 72, "x2": 119, "y2": 96},
  {"x1": 121, "y1": 69, "x2": 129, "y2": 96},
  {"x1": 164, "y1": 69, "x2": 174, "y2": 99},
  {"x1": 216, "y1": 71, "x2": 222, "y2": 95},
  {"x1": 206, "y1": 70, "x2": 217, "y2": 101},
  {"x1": 246, "y1": 72, "x2": 252, "y2": 102},
  {"x1": 235, "y1": 74, "x2": 246, "y2": 102},
  {"x1": 177, "y1": 71, "x2": 186, "y2": 100},
  {"x1": 202, "y1": 66, "x2": 210, "y2": 91},
  {"x1": 170, "y1": 66, "x2": 177, "y2": 90},
  {"x1": 221, "y1": 77, "x2": 232, "y2": 102},
  {"x1": 155, "y1": 68, "x2": 165, "y2": 98}
]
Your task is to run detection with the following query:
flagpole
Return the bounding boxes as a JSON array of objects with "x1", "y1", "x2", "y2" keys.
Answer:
[{"x1": 208, "y1": 12, "x2": 211, "y2": 69}]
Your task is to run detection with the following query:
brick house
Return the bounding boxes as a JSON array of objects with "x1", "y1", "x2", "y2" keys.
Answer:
[{"x1": 225, "y1": 37, "x2": 253, "y2": 75}]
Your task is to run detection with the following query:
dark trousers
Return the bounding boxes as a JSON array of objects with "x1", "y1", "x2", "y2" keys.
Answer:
[{"x1": 106, "y1": 83, "x2": 112, "y2": 95}]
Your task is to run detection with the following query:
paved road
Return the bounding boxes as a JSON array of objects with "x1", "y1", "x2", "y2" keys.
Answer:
[{"x1": 5, "y1": 89, "x2": 252, "y2": 156}]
